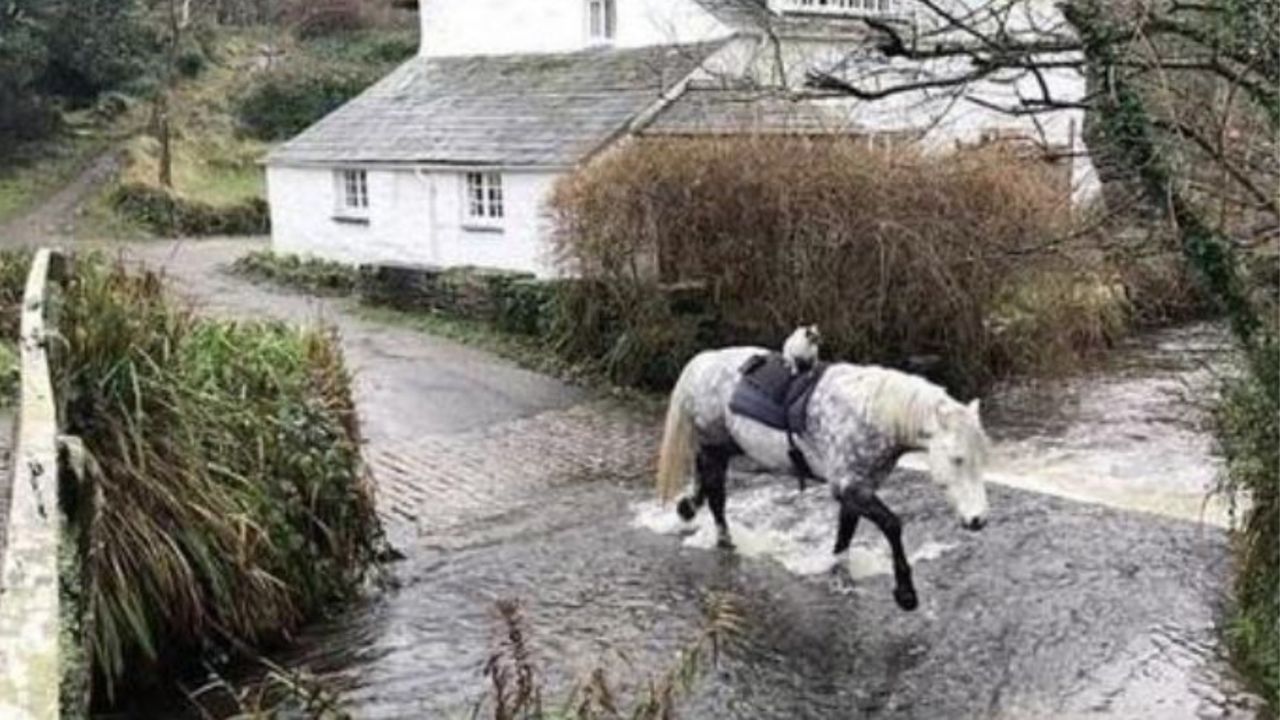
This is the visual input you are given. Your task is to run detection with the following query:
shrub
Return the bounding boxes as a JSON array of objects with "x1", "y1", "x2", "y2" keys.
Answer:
[
  {"x1": 1218, "y1": 341, "x2": 1280, "y2": 710},
  {"x1": 280, "y1": 0, "x2": 373, "y2": 38},
  {"x1": 236, "y1": 60, "x2": 382, "y2": 141},
  {"x1": 0, "y1": 248, "x2": 33, "y2": 340},
  {"x1": 550, "y1": 137, "x2": 1088, "y2": 392},
  {"x1": 356, "y1": 262, "x2": 562, "y2": 336},
  {"x1": 176, "y1": 47, "x2": 207, "y2": 78},
  {"x1": 111, "y1": 183, "x2": 269, "y2": 236},
  {"x1": 54, "y1": 257, "x2": 382, "y2": 691},
  {"x1": 231, "y1": 250, "x2": 360, "y2": 296},
  {"x1": 0, "y1": 341, "x2": 17, "y2": 407}
]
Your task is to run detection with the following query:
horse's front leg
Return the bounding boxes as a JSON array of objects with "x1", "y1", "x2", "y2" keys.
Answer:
[
  {"x1": 696, "y1": 445, "x2": 734, "y2": 548},
  {"x1": 844, "y1": 485, "x2": 918, "y2": 611}
]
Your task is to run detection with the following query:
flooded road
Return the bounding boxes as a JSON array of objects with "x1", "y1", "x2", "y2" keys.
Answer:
[
  {"x1": 98, "y1": 242, "x2": 1258, "y2": 719},
  {"x1": 276, "y1": 322, "x2": 1257, "y2": 719}
]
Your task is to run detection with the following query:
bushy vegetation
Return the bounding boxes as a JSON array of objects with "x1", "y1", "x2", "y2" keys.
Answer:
[
  {"x1": 232, "y1": 249, "x2": 361, "y2": 295},
  {"x1": 0, "y1": 342, "x2": 18, "y2": 407},
  {"x1": 53, "y1": 256, "x2": 382, "y2": 693},
  {"x1": 235, "y1": 27, "x2": 414, "y2": 141},
  {"x1": 111, "y1": 182, "x2": 270, "y2": 236},
  {"x1": 0, "y1": 250, "x2": 31, "y2": 406},
  {"x1": 0, "y1": 249, "x2": 34, "y2": 340},
  {"x1": 0, "y1": 0, "x2": 157, "y2": 150},
  {"x1": 1217, "y1": 341, "x2": 1280, "y2": 709},
  {"x1": 235, "y1": 58, "x2": 386, "y2": 141},
  {"x1": 549, "y1": 137, "x2": 1173, "y2": 392}
]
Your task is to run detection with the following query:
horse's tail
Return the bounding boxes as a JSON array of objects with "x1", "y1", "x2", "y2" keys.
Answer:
[{"x1": 656, "y1": 364, "x2": 697, "y2": 503}]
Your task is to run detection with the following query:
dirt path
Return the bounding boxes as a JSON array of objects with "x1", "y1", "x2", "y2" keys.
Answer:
[{"x1": 0, "y1": 148, "x2": 121, "y2": 246}]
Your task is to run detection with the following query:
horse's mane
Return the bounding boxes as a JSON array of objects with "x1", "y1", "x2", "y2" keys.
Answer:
[{"x1": 828, "y1": 364, "x2": 950, "y2": 447}]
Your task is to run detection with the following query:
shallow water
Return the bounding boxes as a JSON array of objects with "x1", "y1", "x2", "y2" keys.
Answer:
[{"x1": 214, "y1": 324, "x2": 1262, "y2": 718}]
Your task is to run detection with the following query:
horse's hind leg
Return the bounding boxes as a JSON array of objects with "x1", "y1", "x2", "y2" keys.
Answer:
[
  {"x1": 697, "y1": 444, "x2": 735, "y2": 548},
  {"x1": 676, "y1": 486, "x2": 705, "y2": 522}
]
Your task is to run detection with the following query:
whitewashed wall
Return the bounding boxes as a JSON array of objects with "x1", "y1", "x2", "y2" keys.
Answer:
[
  {"x1": 267, "y1": 166, "x2": 561, "y2": 277},
  {"x1": 419, "y1": 0, "x2": 731, "y2": 57}
]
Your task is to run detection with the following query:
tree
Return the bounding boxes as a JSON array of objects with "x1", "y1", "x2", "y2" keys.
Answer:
[
  {"x1": 0, "y1": 1, "x2": 55, "y2": 147},
  {"x1": 808, "y1": 0, "x2": 1276, "y2": 350},
  {"x1": 39, "y1": 0, "x2": 155, "y2": 101}
]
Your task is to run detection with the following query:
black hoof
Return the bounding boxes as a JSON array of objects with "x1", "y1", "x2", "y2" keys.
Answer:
[
  {"x1": 716, "y1": 534, "x2": 735, "y2": 550},
  {"x1": 676, "y1": 497, "x2": 697, "y2": 522},
  {"x1": 894, "y1": 585, "x2": 919, "y2": 612}
]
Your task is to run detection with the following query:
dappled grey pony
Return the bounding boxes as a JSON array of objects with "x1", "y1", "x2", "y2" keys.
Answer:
[{"x1": 656, "y1": 347, "x2": 991, "y2": 611}]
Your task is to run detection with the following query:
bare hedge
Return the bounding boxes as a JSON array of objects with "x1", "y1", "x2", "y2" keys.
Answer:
[{"x1": 549, "y1": 137, "x2": 1101, "y2": 391}]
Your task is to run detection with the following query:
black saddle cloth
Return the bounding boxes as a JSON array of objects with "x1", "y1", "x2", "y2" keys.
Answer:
[{"x1": 728, "y1": 353, "x2": 827, "y2": 435}]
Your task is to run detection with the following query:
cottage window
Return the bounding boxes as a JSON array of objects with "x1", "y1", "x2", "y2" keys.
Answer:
[
  {"x1": 587, "y1": 0, "x2": 616, "y2": 42},
  {"x1": 338, "y1": 169, "x2": 369, "y2": 213},
  {"x1": 465, "y1": 172, "x2": 504, "y2": 226}
]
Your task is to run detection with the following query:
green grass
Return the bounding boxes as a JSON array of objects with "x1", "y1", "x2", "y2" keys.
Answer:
[
  {"x1": 0, "y1": 129, "x2": 114, "y2": 226},
  {"x1": 0, "y1": 341, "x2": 18, "y2": 407}
]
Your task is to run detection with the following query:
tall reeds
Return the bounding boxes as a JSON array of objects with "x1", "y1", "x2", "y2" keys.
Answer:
[{"x1": 52, "y1": 257, "x2": 381, "y2": 694}]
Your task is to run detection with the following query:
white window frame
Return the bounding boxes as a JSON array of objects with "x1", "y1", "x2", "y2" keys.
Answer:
[
  {"x1": 462, "y1": 171, "x2": 505, "y2": 231},
  {"x1": 780, "y1": 0, "x2": 904, "y2": 17},
  {"x1": 586, "y1": 0, "x2": 616, "y2": 44},
  {"x1": 334, "y1": 168, "x2": 369, "y2": 220}
]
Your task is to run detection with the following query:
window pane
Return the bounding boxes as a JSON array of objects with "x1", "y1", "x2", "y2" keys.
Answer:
[
  {"x1": 589, "y1": 1, "x2": 602, "y2": 37},
  {"x1": 487, "y1": 173, "x2": 503, "y2": 218}
]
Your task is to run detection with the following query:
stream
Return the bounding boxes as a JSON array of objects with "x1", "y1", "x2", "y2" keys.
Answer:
[{"x1": 168, "y1": 322, "x2": 1262, "y2": 719}]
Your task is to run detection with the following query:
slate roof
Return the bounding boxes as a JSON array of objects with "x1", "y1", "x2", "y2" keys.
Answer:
[
  {"x1": 267, "y1": 41, "x2": 728, "y2": 167},
  {"x1": 642, "y1": 86, "x2": 858, "y2": 135}
]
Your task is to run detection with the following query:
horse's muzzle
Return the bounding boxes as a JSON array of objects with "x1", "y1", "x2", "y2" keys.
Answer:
[{"x1": 963, "y1": 517, "x2": 987, "y2": 532}]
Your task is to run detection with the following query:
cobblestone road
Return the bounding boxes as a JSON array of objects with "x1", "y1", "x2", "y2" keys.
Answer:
[{"x1": 105, "y1": 239, "x2": 656, "y2": 541}]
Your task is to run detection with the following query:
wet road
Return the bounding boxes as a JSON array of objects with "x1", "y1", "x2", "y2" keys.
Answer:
[{"x1": 115, "y1": 239, "x2": 1260, "y2": 719}]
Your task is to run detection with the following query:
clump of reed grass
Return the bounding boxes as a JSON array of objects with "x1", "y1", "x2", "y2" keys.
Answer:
[
  {"x1": 52, "y1": 256, "x2": 381, "y2": 697},
  {"x1": 477, "y1": 593, "x2": 744, "y2": 720}
]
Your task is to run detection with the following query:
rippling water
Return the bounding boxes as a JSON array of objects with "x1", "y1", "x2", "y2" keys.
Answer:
[{"x1": 161, "y1": 323, "x2": 1261, "y2": 719}]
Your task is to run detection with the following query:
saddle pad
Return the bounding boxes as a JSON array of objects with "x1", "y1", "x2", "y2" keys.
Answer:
[{"x1": 728, "y1": 353, "x2": 827, "y2": 434}]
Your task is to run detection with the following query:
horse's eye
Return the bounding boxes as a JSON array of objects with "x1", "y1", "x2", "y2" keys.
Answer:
[{"x1": 951, "y1": 457, "x2": 964, "y2": 467}]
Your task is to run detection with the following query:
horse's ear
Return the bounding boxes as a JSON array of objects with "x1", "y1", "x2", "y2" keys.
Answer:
[
  {"x1": 936, "y1": 402, "x2": 957, "y2": 431},
  {"x1": 968, "y1": 399, "x2": 981, "y2": 418}
]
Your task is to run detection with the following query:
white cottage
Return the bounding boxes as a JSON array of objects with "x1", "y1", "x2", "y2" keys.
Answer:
[{"x1": 266, "y1": 0, "x2": 1096, "y2": 277}]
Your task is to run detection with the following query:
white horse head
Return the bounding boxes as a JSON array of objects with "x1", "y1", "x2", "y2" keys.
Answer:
[{"x1": 924, "y1": 399, "x2": 990, "y2": 530}]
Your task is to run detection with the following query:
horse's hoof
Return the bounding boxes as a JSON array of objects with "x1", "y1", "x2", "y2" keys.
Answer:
[
  {"x1": 716, "y1": 535, "x2": 735, "y2": 550},
  {"x1": 676, "y1": 497, "x2": 697, "y2": 522},
  {"x1": 894, "y1": 585, "x2": 919, "y2": 612}
]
